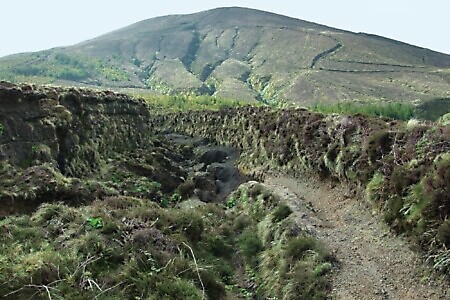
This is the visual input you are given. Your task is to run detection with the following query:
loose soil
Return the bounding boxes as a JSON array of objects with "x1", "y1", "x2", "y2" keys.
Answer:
[{"x1": 264, "y1": 173, "x2": 449, "y2": 300}]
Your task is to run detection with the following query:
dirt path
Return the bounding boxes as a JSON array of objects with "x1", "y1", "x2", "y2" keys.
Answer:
[{"x1": 264, "y1": 174, "x2": 449, "y2": 300}]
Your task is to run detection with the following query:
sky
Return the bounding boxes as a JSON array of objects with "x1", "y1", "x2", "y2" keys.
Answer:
[{"x1": 0, "y1": 0, "x2": 449, "y2": 58}]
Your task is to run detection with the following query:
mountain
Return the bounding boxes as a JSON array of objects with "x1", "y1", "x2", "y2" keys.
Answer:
[{"x1": 1, "y1": 7, "x2": 449, "y2": 108}]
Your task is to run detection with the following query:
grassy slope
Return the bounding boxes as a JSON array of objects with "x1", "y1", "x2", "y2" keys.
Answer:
[
  {"x1": 0, "y1": 7, "x2": 449, "y2": 112},
  {"x1": 0, "y1": 141, "x2": 334, "y2": 300}
]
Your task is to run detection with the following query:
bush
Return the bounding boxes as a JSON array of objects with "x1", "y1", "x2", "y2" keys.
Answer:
[
  {"x1": 286, "y1": 263, "x2": 330, "y2": 300},
  {"x1": 155, "y1": 278, "x2": 202, "y2": 299},
  {"x1": 285, "y1": 237, "x2": 318, "y2": 261},
  {"x1": 177, "y1": 211, "x2": 204, "y2": 242},
  {"x1": 239, "y1": 230, "x2": 263, "y2": 265},
  {"x1": 272, "y1": 203, "x2": 293, "y2": 222},
  {"x1": 437, "y1": 219, "x2": 450, "y2": 247},
  {"x1": 366, "y1": 130, "x2": 393, "y2": 164},
  {"x1": 200, "y1": 270, "x2": 226, "y2": 300},
  {"x1": 202, "y1": 235, "x2": 234, "y2": 258}
]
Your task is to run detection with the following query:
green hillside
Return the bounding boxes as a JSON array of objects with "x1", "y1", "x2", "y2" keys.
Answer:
[{"x1": 1, "y1": 7, "x2": 449, "y2": 113}]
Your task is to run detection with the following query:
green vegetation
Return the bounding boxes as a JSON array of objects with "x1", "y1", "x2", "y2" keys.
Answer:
[
  {"x1": 311, "y1": 101, "x2": 416, "y2": 120},
  {"x1": 366, "y1": 172, "x2": 385, "y2": 202},
  {"x1": 134, "y1": 93, "x2": 257, "y2": 111},
  {"x1": 227, "y1": 183, "x2": 334, "y2": 299},
  {"x1": 0, "y1": 51, "x2": 129, "y2": 84},
  {"x1": 0, "y1": 94, "x2": 333, "y2": 300},
  {"x1": 272, "y1": 203, "x2": 293, "y2": 222},
  {"x1": 0, "y1": 181, "x2": 333, "y2": 299},
  {"x1": 160, "y1": 105, "x2": 450, "y2": 278},
  {"x1": 438, "y1": 113, "x2": 450, "y2": 125}
]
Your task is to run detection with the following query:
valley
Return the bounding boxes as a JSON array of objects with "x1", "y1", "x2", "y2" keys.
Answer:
[{"x1": 0, "y1": 82, "x2": 449, "y2": 299}]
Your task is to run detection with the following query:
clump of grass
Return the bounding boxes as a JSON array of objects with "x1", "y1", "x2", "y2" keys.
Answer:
[
  {"x1": 366, "y1": 172, "x2": 384, "y2": 202},
  {"x1": 285, "y1": 237, "x2": 318, "y2": 261},
  {"x1": 272, "y1": 203, "x2": 293, "y2": 222}
]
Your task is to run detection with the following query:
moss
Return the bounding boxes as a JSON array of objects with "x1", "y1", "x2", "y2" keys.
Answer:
[{"x1": 438, "y1": 113, "x2": 450, "y2": 126}]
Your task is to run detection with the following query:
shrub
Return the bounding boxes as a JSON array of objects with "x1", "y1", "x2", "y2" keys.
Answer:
[
  {"x1": 177, "y1": 211, "x2": 204, "y2": 242},
  {"x1": 199, "y1": 270, "x2": 226, "y2": 300},
  {"x1": 285, "y1": 237, "x2": 317, "y2": 261},
  {"x1": 155, "y1": 277, "x2": 202, "y2": 299},
  {"x1": 437, "y1": 219, "x2": 450, "y2": 247},
  {"x1": 202, "y1": 235, "x2": 234, "y2": 258},
  {"x1": 233, "y1": 214, "x2": 253, "y2": 233},
  {"x1": 366, "y1": 130, "x2": 393, "y2": 164},
  {"x1": 286, "y1": 263, "x2": 330, "y2": 300},
  {"x1": 422, "y1": 155, "x2": 450, "y2": 221},
  {"x1": 272, "y1": 203, "x2": 293, "y2": 222},
  {"x1": 239, "y1": 230, "x2": 263, "y2": 265}
]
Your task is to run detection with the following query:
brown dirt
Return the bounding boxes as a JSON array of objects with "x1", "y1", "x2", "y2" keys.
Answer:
[{"x1": 263, "y1": 173, "x2": 449, "y2": 300}]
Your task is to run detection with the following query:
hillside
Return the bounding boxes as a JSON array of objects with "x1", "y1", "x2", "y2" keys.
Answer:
[{"x1": 0, "y1": 7, "x2": 449, "y2": 112}]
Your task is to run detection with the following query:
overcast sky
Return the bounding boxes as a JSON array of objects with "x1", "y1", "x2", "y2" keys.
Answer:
[{"x1": 1, "y1": 0, "x2": 449, "y2": 58}]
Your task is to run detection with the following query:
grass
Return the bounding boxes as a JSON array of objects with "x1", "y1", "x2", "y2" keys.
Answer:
[
  {"x1": 132, "y1": 93, "x2": 259, "y2": 112},
  {"x1": 226, "y1": 182, "x2": 334, "y2": 299},
  {"x1": 311, "y1": 101, "x2": 416, "y2": 120},
  {"x1": 0, "y1": 176, "x2": 334, "y2": 299},
  {"x1": 366, "y1": 172, "x2": 385, "y2": 202}
]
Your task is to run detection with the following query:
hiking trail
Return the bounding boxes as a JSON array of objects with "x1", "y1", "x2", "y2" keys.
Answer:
[{"x1": 264, "y1": 174, "x2": 449, "y2": 300}]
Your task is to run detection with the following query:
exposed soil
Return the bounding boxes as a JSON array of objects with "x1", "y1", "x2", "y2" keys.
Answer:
[{"x1": 264, "y1": 173, "x2": 449, "y2": 300}]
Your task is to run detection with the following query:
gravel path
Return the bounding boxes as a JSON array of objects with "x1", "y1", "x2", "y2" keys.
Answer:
[{"x1": 264, "y1": 174, "x2": 449, "y2": 300}]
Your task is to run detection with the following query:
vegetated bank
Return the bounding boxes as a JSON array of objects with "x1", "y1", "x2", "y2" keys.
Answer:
[
  {"x1": 0, "y1": 82, "x2": 334, "y2": 299},
  {"x1": 156, "y1": 106, "x2": 450, "y2": 276}
]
